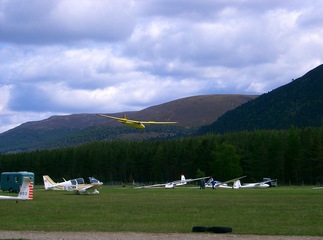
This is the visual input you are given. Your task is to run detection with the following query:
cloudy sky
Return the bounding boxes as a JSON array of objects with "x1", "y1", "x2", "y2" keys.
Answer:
[{"x1": 1, "y1": 0, "x2": 323, "y2": 133}]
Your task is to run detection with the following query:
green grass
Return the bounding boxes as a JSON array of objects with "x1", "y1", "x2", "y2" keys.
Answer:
[{"x1": 0, "y1": 186, "x2": 322, "y2": 236}]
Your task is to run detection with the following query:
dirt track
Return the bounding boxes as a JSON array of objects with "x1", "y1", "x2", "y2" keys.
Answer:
[{"x1": 0, "y1": 232, "x2": 322, "y2": 240}]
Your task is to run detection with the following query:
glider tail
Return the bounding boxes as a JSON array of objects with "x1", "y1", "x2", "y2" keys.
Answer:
[
  {"x1": 43, "y1": 175, "x2": 56, "y2": 190},
  {"x1": 205, "y1": 177, "x2": 213, "y2": 185},
  {"x1": 181, "y1": 174, "x2": 186, "y2": 182},
  {"x1": 233, "y1": 180, "x2": 241, "y2": 189},
  {"x1": 18, "y1": 177, "x2": 34, "y2": 200}
]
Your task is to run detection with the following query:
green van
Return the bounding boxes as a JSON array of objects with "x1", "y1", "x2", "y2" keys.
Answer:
[{"x1": 1, "y1": 171, "x2": 34, "y2": 192}]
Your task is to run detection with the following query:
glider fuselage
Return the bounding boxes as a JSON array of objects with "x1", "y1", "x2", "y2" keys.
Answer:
[{"x1": 119, "y1": 120, "x2": 145, "y2": 129}]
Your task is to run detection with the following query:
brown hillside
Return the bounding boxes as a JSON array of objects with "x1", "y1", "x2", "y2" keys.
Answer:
[
  {"x1": 132, "y1": 94, "x2": 257, "y2": 127},
  {"x1": 0, "y1": 94, "x2": 257, "y2": 153},
  {"x1": 17, "y1": 94, "x2": 257, "y2": 130}
]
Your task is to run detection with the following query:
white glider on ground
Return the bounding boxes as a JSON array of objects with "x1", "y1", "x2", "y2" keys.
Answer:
[
  {"x1": 233, "y1": 178, "x2": 277, "y2": 189},
  {"x1": 205, "y1": 176, "x2": 247, "y2": 189},
  {"x1": 43, "y1": 175, "x2": 103, "y2": 194},
  {"x1": 0, "y1": 177, "x2": 33, "y2": 201},
  {"x1": 136, "y1": 174, "x2": 209, "y2": 189}
]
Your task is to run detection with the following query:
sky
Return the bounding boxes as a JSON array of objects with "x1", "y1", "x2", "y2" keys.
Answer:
[{"x1": 1, "y1": 0, "x2": 323, "y2": 133}]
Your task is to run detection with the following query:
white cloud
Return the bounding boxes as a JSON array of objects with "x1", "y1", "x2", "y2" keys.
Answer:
[
  {"x1": 0, "y1": 85, "x2": 11, "y2": 111},
  {"x1": 0, "y1": 0, "x2": 323, "y2": 133}
]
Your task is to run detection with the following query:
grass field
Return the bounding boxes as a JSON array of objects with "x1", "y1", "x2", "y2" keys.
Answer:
[{"x1": 0, "y1": 185, "x2": 322, "y2": 236}]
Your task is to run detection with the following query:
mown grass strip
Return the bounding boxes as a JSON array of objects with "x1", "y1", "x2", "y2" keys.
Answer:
[{"x1": 0, "y1": 186, "x2": 322, "y2": 236}]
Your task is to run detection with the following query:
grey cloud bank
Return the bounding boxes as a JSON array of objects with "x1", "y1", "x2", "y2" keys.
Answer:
[{"x1": 0, "y1": 0, "x2": 323, "y2": 133}]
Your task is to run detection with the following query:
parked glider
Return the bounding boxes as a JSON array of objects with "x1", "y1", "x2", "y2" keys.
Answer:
[
  {"x1": 233, "y1": 178, "x2": 277, "y2": 189},
  {"x1": 0, "y1": 177, "x2": 33, "y2": 201},
  {"x1": 43, "y1": 175, "x2": 103, "y2": 194},
  {"x1": 97, "y1": 114, "x2": 177, "y2": 129},
  {"x1": 205, "y1": 176, "x2": 246, "y2": 189},
  {"x1": 136, "y1": 175, "x2": 210, "y2": 189}
]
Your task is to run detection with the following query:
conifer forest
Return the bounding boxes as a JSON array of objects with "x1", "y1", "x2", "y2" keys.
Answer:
[{"x1": 0, "y1": 126, "x2": 322, "y2": 186}]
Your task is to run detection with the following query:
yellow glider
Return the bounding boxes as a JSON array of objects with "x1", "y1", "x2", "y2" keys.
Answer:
[{"x1": 97, "y1": 114, "x2": 177, "y2": 129}]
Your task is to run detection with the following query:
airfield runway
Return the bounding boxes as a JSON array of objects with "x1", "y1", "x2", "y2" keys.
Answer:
[{"x1": 0, "y1": 231, "x2": 322, "y2": 240}]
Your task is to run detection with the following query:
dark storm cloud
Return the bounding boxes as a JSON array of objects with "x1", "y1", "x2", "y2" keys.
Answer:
[{"x1": 0, "y1": 0, "x2": 136, "y2": 44}]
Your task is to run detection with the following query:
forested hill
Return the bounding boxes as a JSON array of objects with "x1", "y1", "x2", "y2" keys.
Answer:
[
  {"x1": 0, "y1": 94, "x2": 256, "y2": 153},
  {"x1": 201, "y1": 64, "x2": 323, "y2": 134}
]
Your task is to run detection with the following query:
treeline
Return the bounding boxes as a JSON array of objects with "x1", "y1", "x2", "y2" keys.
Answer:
[
  {"x1": 0, "y1": 124, "x2": 193, "y2": 153},
  {"x1": 0, "y1": 126, "x2": 322, "y2": 185}
]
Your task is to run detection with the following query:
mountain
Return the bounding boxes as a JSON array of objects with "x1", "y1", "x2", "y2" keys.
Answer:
[
  {"x1": 201, "y1": 64, "x2": 323, "y2": 134},
  {"x1": 0, "y1": 94, "x2": 256, "y2": 153}
]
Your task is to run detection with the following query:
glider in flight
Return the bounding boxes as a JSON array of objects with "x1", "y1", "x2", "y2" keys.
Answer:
[{"x1": 97, "y1": 114, "x2": 177, "y2": 129}]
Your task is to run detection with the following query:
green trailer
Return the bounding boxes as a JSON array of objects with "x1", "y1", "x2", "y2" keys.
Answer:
[{"x1": 1, "y1": 171, "x2": 34, "y2": 192}]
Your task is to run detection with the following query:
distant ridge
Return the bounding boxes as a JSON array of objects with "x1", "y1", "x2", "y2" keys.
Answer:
[
  {"x1": 201, "y1": 64, "x2": 323, "y2": 133},
  {"x1": 132, "y1": 94, "x2": 258, "y2": 127},
  {"x1": 0, "y1": 94, "x2": 256, "y2": 153},
  {"x1": 1, "y1": 64, "x2": 322, "y2": 153}
]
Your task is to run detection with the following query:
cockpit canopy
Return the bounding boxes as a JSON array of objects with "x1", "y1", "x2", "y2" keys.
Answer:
[
  {"x1": 70, "y1": 178, "x2": 85, "y2": 185},
  {"x1": 89, "y1": 177, "x2": 101, "y2": 184}
]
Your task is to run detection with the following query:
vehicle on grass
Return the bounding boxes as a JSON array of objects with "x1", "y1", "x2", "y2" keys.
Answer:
[
  {"x1": 1, "y1": 171, "x2": 34, "y2": 192},
  {"x1": 97, "y1": 114, "x2": 177, "y2": 129},
  {"x1": 0, "y1": 177, "x2": 33, "y2": 201},
  {"x1": 135, "y1": 174, "x2": 210, "y2": 189},
  {"x1": 43, "y1": 175, "x2": 103, "y2": 194}
]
